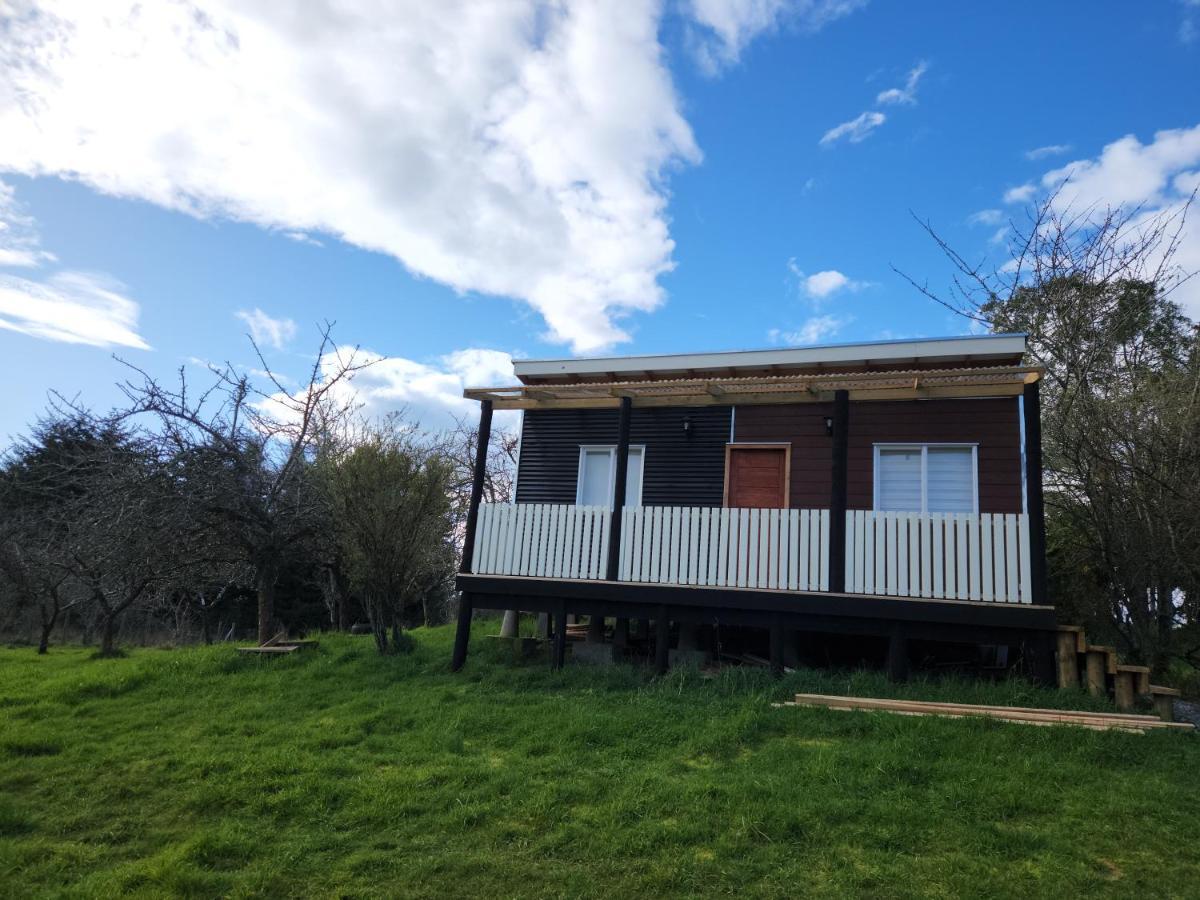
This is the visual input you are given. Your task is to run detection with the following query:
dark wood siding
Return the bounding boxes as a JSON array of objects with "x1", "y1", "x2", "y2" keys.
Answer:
[
  {"x1": 734, "y1": 398, "x2": 1023, "y2": 513},
  {"x1": 516, "y1": 406, "x2": 731, "y2": 507}
]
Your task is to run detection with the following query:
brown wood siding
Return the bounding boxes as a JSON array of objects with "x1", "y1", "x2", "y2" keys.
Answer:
[{"x1": 733, "y1": 397, "x2": 1023, "y2": 513}]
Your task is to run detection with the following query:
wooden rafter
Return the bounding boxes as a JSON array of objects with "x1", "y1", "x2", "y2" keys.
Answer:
[{"x1": 463, "y1": 365, "x2": 1043, "y2": 410}]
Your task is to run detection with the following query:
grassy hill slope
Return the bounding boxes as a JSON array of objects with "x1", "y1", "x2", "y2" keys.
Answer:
[{"x1": 1, "y1": 627, "x2": 1197, "y2": 898}]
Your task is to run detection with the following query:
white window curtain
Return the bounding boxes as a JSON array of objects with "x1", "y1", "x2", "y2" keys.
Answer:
[
  {"x1": 875, "y1": 445, "x2": 976, "y2": 513},
  {"x1": 576, "y1": 446, "x2": 644, "y2": 507}
]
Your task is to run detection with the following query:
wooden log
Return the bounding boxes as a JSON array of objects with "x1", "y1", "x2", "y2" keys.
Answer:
[
  {"x1": 1056, "y1": 629, "x2": 1080, "y2": 689},
  {"x1": 1084, "y1": 649, "x2": 1107, "y2": 697},
  {"x1": 1113, "y1": 670, "x2": 1136, "y2": 712}
]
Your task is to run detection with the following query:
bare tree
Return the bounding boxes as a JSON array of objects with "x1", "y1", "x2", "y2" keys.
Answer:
[
  {"x1": 118, "y1": 325, "x2": 369, "y2": 644},
  {"x1": 0, "y1": 518, "x2": 83, "y2": 654},
  {"x1": 899, "y1": 191, "x2": 1200, "y2": 671}
]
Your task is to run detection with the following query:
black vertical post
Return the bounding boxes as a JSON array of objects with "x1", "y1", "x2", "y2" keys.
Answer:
[
  {"x1": 1023, "y1": 380, "x2": 1048, "y2": 605},
  {"x1": 769, "y1": 615, "x2": 784, "y2": 677},
  {"x1": 552, "y1": 599, "x2": 568, "y2": 670},
  {"x1": 450, "y1": 593, "x2": 473, "y2": 672},
  {"x1": 606, "y1": 396, "x2": 632, "y2": 581},
  {"x1": 459, "y1": 399, "x2": 493, "y2": 575},
  {"x1": 451, "y1": 399, "x2": 492, "y2": 673},
  {"x1": 655, "y1": 607, "x2": 670, "y2": 675},
  {"x1": 886, "y1": 624, "x2": 909, "y2": 682},
  {"x1": 828, "y1": 390, "x2": 850, "y2": 593}
]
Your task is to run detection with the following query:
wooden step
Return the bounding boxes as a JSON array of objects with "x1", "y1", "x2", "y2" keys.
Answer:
[
  {"x1": 1057, "y1": 624, "x2": 1088, "y2": 654},
  {"x1": 1086, "y1": 645, "x2": 1119, "y2": 675},
  {"x1": 783, "y1": 693, "x2": 1194, "y2": 733},
  {"x1": 1149, "y1": 685, "x2": 1181, "y2": 723},
  {"x1": 1117, "y1": 664, "x2": 1151, "y2": 695},
  {"x1": 1149, "y1": 684, "x2": 1181, "y2": 696}
]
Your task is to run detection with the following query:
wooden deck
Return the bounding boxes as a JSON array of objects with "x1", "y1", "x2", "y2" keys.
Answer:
[{"x1": 456, "y1": 571, "x2": 1056, "y2": 642}]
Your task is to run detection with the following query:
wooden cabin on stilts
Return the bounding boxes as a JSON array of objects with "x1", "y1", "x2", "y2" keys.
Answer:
[{"x1": 452, "y1": 334, "x2": 1062, "y2": 682}]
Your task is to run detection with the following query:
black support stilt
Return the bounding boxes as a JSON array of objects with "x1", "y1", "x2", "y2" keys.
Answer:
[
  {"x1": 452, "y1": 399, "x2": 492, "y2": 672},
  {"x1": 655, "y1": 608, "x2": 670, "y2": 675},
  {"x1": 886, "y1": 625, "x2": 909, "y2": 681},
  {"x1": 450, "y1": 592, "x2": 473, "y2": 672},
  {"x1": 769, "y1": 616, "x2": 784, "y2": 677},
  {"x1": 552, "y1": 600, "x2": 567, "y2": 670},
  {"x1": 613, "y1": 617, "x2": 630, "y2": 648}
]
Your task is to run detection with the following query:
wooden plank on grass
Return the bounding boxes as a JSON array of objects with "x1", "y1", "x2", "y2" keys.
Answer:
[{"x1": 784, "y1": 693, "x2": 1194, "y2": 732}]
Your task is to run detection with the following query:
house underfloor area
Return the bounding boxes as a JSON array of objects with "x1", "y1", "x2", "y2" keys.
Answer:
[{"x1": 453, "y1": 573, "x2": 1059, "y2": 684}]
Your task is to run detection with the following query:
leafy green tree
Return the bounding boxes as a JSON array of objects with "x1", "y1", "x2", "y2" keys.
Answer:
[
  {"x1": 906, "y1": 195, "x2": 1200, "y2": 672},
  {"x1": 320, "y1": 419, "x2": 455, "y2": 653}
]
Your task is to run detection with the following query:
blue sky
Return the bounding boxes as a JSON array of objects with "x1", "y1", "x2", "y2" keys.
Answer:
[{"x1": 1, "y1": 0, "x2": 1198, "y2": 440}]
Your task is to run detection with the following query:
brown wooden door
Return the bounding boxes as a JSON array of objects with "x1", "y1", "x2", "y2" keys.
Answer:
[{"x1": 725, "y1": 445, "x2": 789, "y2": 508}]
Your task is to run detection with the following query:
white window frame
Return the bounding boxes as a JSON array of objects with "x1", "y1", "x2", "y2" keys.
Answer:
[
  {"x1": 872, "y1": 443, "x2": 979, "y2": 514},
  {"x1": 575, "y1": 444, "x2": 646, "y2": 507}
]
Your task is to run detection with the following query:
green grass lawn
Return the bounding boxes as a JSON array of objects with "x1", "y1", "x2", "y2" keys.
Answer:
[{"x1": 1, "y1": 626, "x2": 1198, "y2": 899}]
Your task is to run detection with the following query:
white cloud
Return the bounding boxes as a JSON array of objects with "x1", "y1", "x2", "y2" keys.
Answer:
[
  {"x1": 770, "y1": 314, "x2": 849, "y2": 345},
  {"x1": 686, "y1": 0, "x2": 867, "y2": 73},
  {"x1": 1024, "y1": 144, "x2": 1071, "y2": 161},
  {"x1": 0, "y1": 179, "x2": 55, "y2": 268},
  {"x1": 1040, "y1": 125, "x2": 1200, "y2": 210},
  {"x1": 875, "y1": 60, "x2": 927, "y2": 106},
  {"x1": 270, "y1": 345, "x2": 517, "y2": 432},
  {"x1": 967, "y1": 208, "x2": 1004, "y2": 226},
  {"x1": 281, "y1": 231, "x2": 323, "y2": 248},
  {"x1": 1032, "y1": 123, "x2": 1200, "y2": 317},
  {"x1": 1003, "y1": 183, "x2": 1037, "y2": 204},
  {"x1": 0, "y1": 1, "x2": 724, "y2": 355},
  {"x1": 797, "y1": 268, "x2": 870, "y2": 299},
  {"x1": 1179, "y1": 0, "x2": 1200, "y2": 43},
  {"x1": 0, "y1": 271, "x2": 149, "y2": 349},
  {"x1": 820, "y1": 111, "x2": 886, "y2": 146},
  {"x1": 235, "y1": 308, "x2": 298, "y2": 350},
  {"x1": 988, "y1": 226, "x2": 1010, "y2": 247}
]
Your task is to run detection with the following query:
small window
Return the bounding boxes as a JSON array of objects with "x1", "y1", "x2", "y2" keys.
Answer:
[
  {"x1": 576, "y1": 446, "x2": 644, "y2": 507},
  {"x1": 874, "y1": 444, "x2": 977, "y2": 513}
]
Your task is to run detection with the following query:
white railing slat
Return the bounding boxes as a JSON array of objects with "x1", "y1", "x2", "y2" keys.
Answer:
[{"x1": 1017, "y1": 513, "x2": 1032, "y2": 604}]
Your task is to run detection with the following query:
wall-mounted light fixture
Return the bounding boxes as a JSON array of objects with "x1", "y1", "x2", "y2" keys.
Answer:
[
  {"x1": 682, "y1": 416, "x2": 693, "y2": 439},
  {"x1": 824, "y1": 416, "x2": 834, "y2": 437}
]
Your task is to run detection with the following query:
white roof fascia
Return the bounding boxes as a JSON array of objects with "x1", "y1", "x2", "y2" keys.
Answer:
[{"x1": 513, "y1": 334, "x2": 1027, "y2": 381}]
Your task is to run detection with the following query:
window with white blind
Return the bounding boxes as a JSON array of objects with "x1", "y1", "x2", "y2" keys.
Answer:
[
  {"x1": 576, "y1": 446, "x2": 644, "y2": 507},
  {"x1": 873, "y1": 444, "x2": 978, "y2": 514}
]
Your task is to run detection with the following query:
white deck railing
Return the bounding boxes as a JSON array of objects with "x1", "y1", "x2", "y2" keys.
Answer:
[
  {"x1": 472, "y1": 503, "x2": 610, "y2": 579},
  {"x1": 845, "y1": 511, "x2": 1031, "y2": 604},
  {"x1": 471, "y1": 503, "x2": 1032, "y2": 604},
  {"x1": 620, "y1": 506, "x2": 830, "y2": 590}
]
